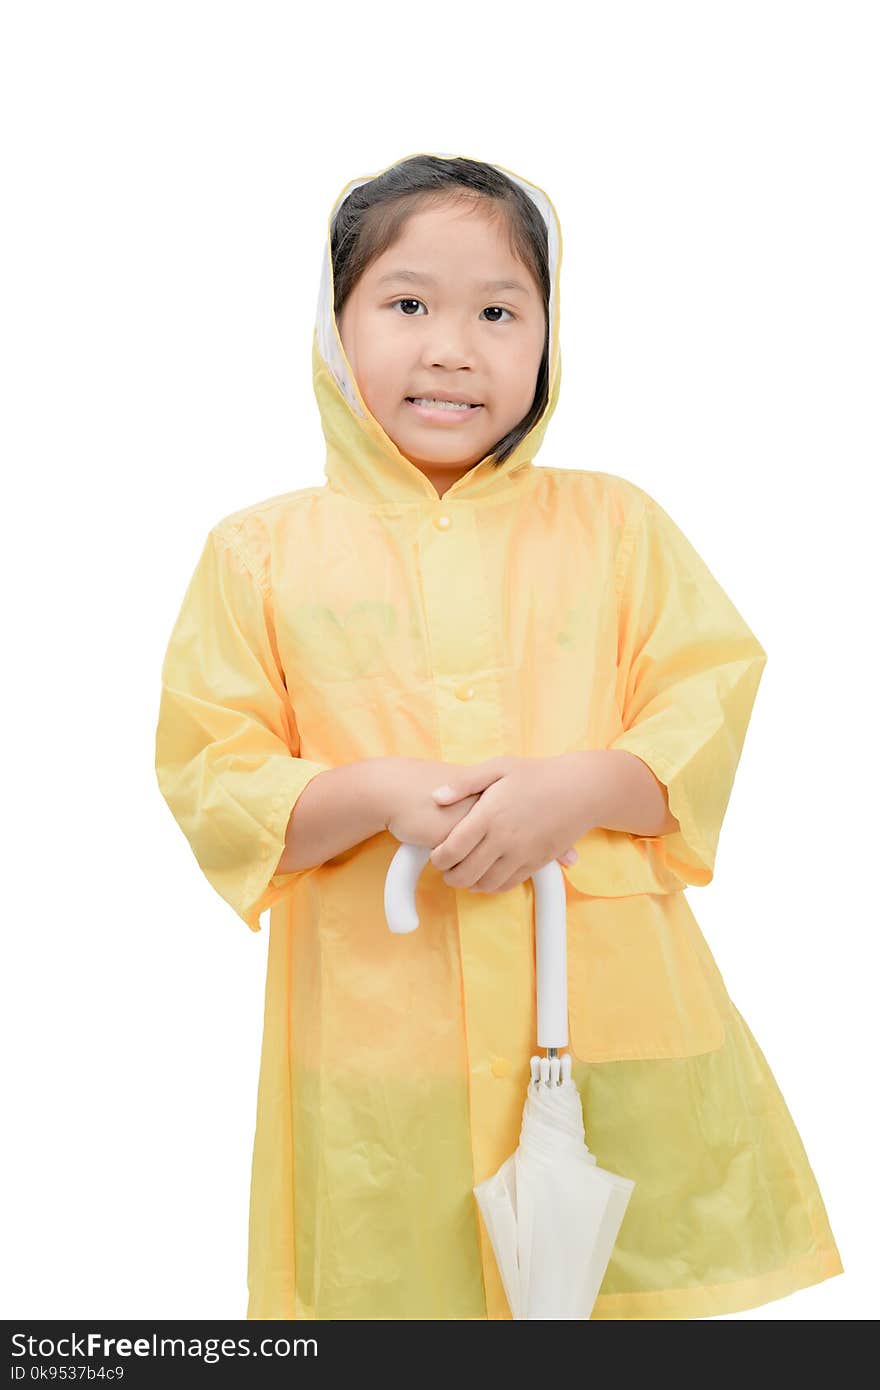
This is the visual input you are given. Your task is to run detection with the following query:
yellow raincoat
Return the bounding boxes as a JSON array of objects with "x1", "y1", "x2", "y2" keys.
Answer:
[{"x1": 154, "y1": 154, "x2": 843, "y2": 1319}]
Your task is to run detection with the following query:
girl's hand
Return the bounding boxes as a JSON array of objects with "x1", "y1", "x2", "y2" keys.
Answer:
[
  {"x1": 383, "y1": 757, "x2": 578, "y2": 872},
  {"x1": 428, "y1": 755, "x2": 590, "y2": 893},
  {"x1": 384, "y1": 758, "x2": 482, "y2": 850}
]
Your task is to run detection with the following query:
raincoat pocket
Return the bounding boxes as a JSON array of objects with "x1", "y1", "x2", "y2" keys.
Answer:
[{"x1": 564, "y1": 887, "x2": 727, "y2": 1062}]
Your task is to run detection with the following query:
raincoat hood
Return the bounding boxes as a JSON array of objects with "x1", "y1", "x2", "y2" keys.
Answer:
[{"x1": 312, "y1": 151, "x2": 562, "y2": 505}]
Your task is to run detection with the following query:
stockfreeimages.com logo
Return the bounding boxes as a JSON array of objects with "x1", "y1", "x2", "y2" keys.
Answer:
[{"x1": 10, "y1": 1331, "x2": 317, "y2": 1365}]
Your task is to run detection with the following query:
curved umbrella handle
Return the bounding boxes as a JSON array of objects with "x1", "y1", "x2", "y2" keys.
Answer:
[{"x1": 383, "y1": 843, "x2": 568, "y2": 1050}]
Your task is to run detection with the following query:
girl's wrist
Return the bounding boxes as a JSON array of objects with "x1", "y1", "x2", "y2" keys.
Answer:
[
  {"x1": 555, "y1": 749, "x2": 610, "y2": 834},
  {"x1": 362, "y1": 756, "x2": 405, "y2": 830}
]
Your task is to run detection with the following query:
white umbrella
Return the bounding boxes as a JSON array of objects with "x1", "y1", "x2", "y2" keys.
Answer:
[{"x1": 384, "y1": 843, "x2": 636, "y2": 1320}]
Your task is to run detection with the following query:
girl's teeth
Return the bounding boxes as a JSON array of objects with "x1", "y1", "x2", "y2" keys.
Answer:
[{"x1": 410, "y1": 398, "x2": 477, "y2": 411}]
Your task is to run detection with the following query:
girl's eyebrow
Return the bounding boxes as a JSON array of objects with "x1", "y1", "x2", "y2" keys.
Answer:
[{"x1": 376, "y1": 268, "x2": 529, "y2": 296}]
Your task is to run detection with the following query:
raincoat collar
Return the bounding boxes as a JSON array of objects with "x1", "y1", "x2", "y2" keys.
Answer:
[{"x1": 313, "y1": 152, "x2": 563, "y2": 506}]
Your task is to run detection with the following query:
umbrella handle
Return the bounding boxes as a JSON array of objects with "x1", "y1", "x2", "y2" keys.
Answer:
[{"x1": 383, "y1": 843, "x2": 568, "y2": 1050}]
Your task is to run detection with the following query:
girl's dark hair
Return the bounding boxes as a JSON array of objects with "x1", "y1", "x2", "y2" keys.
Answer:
[{"x1": 331, "y1": 154, "x2": 550, "y2": 468}]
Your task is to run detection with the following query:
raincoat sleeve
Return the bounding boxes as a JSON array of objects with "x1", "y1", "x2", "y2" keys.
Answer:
[
  {"x1": 606, "y1": 488, "x2": 768, "y2": 888},
  {"x1": 154, "y1": 526, "x2": 332, "y2": 932}
]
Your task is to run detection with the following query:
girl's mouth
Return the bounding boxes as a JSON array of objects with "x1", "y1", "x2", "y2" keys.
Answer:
[{"x1": 405, "y1": 398, "x2": 483, "y2": 423}]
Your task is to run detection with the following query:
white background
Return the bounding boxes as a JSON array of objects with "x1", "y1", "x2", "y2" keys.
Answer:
[{"x1": 2, "y1": 0, "x2": 876, "y2": 1322}]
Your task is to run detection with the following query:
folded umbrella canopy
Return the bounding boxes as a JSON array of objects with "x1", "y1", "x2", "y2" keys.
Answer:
[{"x1": 384, "y1": 843, "x2": 636, "y2": 1320}]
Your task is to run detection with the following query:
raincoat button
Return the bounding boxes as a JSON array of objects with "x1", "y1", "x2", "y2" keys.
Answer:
[
  {"x1": 455, "y1": 684, "x2": 476, "y2": 701},
  {"x1": 491, "y1": 1057, "x2": 510, "y2": 1078},
  {"x1": 434, "y1": 514, "x2": 452, "y2": 530}
]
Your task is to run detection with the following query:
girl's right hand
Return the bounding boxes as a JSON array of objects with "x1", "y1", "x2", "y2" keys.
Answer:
[
  {"x1": 382, "y1": 757, "x2": 578, "y2": 870},
  {"x1": 383, "y1": 757, "x2": 481, "y2": 848}
]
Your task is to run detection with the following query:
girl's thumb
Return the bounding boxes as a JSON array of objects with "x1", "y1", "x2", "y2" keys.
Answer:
[{"x1": 432, "y1": 784, "x2": 457, "y2": 801}]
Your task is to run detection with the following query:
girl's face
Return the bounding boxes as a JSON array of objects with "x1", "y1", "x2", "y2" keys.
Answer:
[{"x1": 337, "y1": 201, "x2": 546, "y2": 496}]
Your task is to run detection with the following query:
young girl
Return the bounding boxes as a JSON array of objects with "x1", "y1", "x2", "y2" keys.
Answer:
[{"x1": 154, "y1": 151, "x2": 843, "y2": 1320}]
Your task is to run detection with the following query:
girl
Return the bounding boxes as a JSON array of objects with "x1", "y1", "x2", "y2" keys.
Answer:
[{"x1": 155, "y1": 151, "x2": 843, "y2": 1319}]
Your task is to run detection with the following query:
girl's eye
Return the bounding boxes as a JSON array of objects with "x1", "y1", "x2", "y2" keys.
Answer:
[
  {"x1": 392, "y1": 298, "x2": 426, "y2": 316},
  {"x1": 390, "y1": 298, "x2": 514, "y2": 323}
]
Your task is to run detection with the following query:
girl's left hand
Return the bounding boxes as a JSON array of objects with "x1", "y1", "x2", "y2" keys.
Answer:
[{"x1": 428, "y1": 755, "x2": 594, "y2": 894}]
